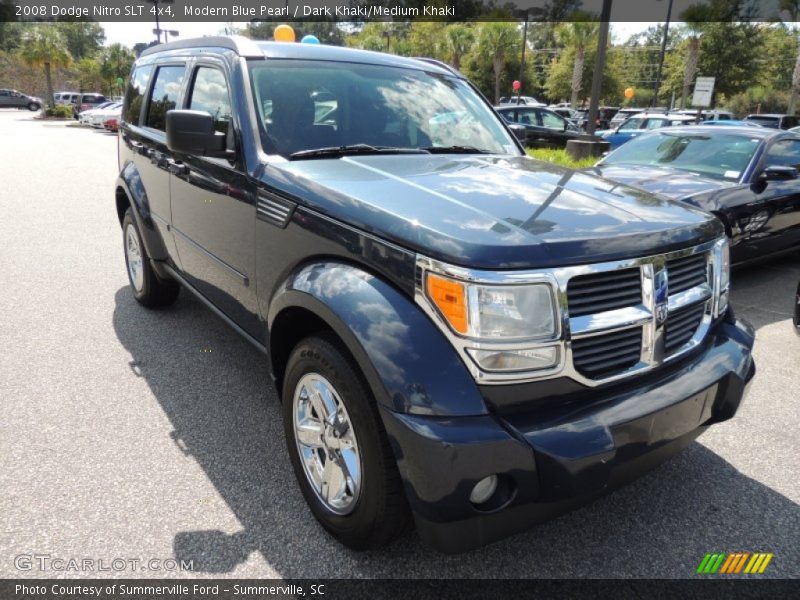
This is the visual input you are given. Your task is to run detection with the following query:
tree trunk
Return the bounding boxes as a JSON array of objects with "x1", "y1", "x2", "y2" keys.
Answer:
[
  {"x1": 452, "y1": 53, "x2": 460, "y2": 71},
  {"x1": 788, "y1": 37, "x2": 800, "y2": 115},
  {"x1": 493, "y1": 57, "x2": 503, "y2": 103},
  {"x1": 44, "y1": 62, "x2": 54, "y2": 109},
  {"x1": 570, "y1": 47, "x2": 585, "y2": 107},
  {"x1": 680, "y1": 37, "x2": 699, "y2": 110}
]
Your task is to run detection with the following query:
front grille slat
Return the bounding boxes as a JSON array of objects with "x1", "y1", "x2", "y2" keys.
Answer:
[
  {"x1": 567, "y1": 268, "x2": 642, "y2": 318},
  {"x1": 571, "y1": 327, "x2": 642, "y2": 378},
  {"x1": 666, "y1": 253, "x2": 708, "y2": 294},
  {"x1": 665, "y1": 304, "x2": 706, "y2": 354}
]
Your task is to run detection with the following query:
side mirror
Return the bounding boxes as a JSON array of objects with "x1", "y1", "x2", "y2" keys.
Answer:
[
  {"x1": 166, "y1": 110, "x2": 230, "y2": 158},
  {"x1": 758, "y1": 165, "x2": 798, "y2": 182},
  {"x1": 508, "y1": 123, "x2": 527, "y2": 142}
]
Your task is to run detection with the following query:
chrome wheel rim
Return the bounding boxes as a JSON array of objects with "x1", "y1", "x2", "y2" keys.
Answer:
[
  {"x1": 293, "y1": 373, "x2": 362, "y2": 515},
  {"x1": 125, "y1": 224, "x2": 144, "y2": 293}
]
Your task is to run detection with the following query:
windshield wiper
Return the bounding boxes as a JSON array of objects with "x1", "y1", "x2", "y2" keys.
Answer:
[
  {"x1": 289, "y1": 144, "x2": 430, "y2": 160},
  {"x1": 423, "y1": 145, "x2": 493, "y2": 154}
]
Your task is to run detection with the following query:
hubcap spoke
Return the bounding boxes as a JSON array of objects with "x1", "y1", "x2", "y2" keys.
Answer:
[{"x1": 293, "y1": 373, "x2": 362, "y2": 515}]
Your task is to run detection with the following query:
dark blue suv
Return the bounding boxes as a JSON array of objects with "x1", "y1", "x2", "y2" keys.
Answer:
[{"x1": 115, "y1": 36, "x2": 755, "y2": 553}]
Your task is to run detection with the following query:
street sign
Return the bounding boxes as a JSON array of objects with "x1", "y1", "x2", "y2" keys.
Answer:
[{"x1": 692, "y1": 77, "x2": 716, "y2": 107}]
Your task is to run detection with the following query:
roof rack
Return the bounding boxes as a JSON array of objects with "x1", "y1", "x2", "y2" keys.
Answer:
[
  {"x1": 411, "y1": 57, "x2": 461, "y2": 76},
  {"x1": 139, "y1": 35, "x2": 263, "y2": 59}
]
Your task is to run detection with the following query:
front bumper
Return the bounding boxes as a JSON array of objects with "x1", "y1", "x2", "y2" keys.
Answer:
[{"x1": 380, "y1": 316, "x2": 755, "y2": 553}]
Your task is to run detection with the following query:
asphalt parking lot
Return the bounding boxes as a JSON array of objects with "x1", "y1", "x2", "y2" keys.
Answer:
[{"x1": 0, "y1": 108, "x2": 798, "y2": 579}]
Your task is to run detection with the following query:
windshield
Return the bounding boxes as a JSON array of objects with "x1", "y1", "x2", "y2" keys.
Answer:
[
  {"x1": 746, "y1": 116, "x2": 780, "y2": 128},
  {"x1": 248, "y1": 60, "x2": 519, "y2": 159},
  {"x1": 601, "y1": 132, "x2": 761, "y2": 181}
]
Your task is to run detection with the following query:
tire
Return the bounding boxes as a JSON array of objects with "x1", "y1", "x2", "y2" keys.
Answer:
[
  {"x1": 122, "y1": 208, "x2": 179, "y2": 307},
  {"x1": 27, "y1": 102, "x2": 40, "y2": 111},
  {"x1": 282, "y1": 333, "x2": 412, "y2": 550}
]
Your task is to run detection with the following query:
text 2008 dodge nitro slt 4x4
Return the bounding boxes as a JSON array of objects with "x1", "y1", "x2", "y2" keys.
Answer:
[{"x1": 114, "y1": 37, "x2": 755, "y2": 553}]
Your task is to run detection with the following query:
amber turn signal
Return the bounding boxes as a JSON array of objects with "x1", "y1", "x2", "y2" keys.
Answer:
[{"x1": 426, "y1": 273, "x2": 468, "y2": 334}]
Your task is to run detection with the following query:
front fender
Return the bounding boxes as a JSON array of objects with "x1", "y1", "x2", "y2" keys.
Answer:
[{"x1": 268, "y1": 262, "x2": 488, "y2": 417}]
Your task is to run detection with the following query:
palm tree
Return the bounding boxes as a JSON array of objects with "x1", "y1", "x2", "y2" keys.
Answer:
[
  {"x1": 19, "y1": 25, "x2": 72, "y2": 109},
  {"x1": 100, "y1": 43, "x2": 136, "y2": 95},
  {"x1": 555, "y1": 21, "x2": 599, "y2": 107},
  {"x1": 478, "y1": 22, "x2": 519, "y2": 104},
  {"x1": 444, "y1": 24, "x2": 475, "y2": 71}
]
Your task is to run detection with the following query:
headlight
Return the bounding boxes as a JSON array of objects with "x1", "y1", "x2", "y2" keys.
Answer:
[
  {"x1": 424, "y1": 273, "x2": 559, "y2": 373},
  {"x1": 714, "y1": 237, "x2": 730, "y2": 316}
]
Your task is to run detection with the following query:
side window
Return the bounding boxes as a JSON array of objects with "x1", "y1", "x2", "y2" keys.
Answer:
[
  {"x1": 123, "y1": 65, "x2": 152, "y2": 125},
  {"x1": 618, "y1": 118, "x2": 639, "y2": 131},
  {"x1": 0, "y1": 90, "x2": 8, "y2": 97},
  {"x1": 188, "y1": 66, "x2": 231, "y2": 135},
  {"x1": 518, "y1": 109, "x2": 535, "y2": 125},
  {"x1": 540, "y1": 110, "x2": 565, "y2": 130},
  {"x1": 500, "y1": 110, "x2": 517, "y2": 123},
  {"x1": 645, "y1": 119, "x2": 668, "y2": 130},
  {"x1": 145, "y1": 65, "x2": 185, "y2": 131},
  {"x1": 763, "y1": 139, "x2": 800, "y2": 169},
  {"x1": 719, "y1": 113, "x2": 731, "y2": 120}
]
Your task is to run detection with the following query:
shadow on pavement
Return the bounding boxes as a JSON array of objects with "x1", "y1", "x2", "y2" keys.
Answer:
[{"x1": 112, "y1": 272, "x2": 799, "y2": 577}]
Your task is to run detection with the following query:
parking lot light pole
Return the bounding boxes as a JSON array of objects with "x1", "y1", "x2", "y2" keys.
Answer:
[
  {"x1": 145, "y1": 0, "x2": 175, "y2": 44},
  {"x1": 586, "y1": 0, "x2": 613, "y2": 135}
]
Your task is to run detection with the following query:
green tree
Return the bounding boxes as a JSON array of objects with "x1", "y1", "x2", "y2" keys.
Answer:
[
  {"x1": 56, "y1": 22, "x2": 105, "y2": 61},
  {"x1": 19, "y1": 25, "x2": 72, "y2": 108},
  {"x1": 477, "y1": 22, "x2": 519, "y2": 104},
  {"x1": 780, "y1": 0, "x2": 800, "y2": 113},
  {"x1": 443, "y1": 23, "x2": 475, "y2": 70},
  {"x1": 554, "y1": 21, "x2": 599, "y2": 107},
  {"x1": 100, "y1": 44, "x2": 135, "y2": 95}
]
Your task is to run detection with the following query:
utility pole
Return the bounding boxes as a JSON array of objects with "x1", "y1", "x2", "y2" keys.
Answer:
[
  {"x1": 652, "y1": 0, "x2": 674, "y2": 108},
  {"x1": 586, "y1": 0, "x2": 612, "y2": 135}
]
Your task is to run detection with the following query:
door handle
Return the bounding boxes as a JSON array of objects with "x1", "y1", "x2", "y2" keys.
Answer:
[{"x1": 167, "y1": 158, "x2": 188, "y2": 176}]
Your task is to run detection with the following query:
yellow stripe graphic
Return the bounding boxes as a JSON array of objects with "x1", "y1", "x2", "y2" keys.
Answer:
[
  {"x1": 734, "y1": 552, "x2": 750, "y2": 574},
  {"x1": 744, "y1": 554, "x2": 760, "y2": 573},
  {"x1": 750, "y1": 554, "x2": 766, "y2": 573},
  {"x1": 757, "y1": 553, "x2": 773, "y2": 574}
]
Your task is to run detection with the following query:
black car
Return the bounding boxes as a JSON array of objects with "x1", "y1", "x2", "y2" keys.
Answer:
[
  {"x1": 495, "y1": 105, "x2": 587, "y2": 148},
  {"x1": 0, "y1": 88, "x2": 41, "y2": 111},
  {"x1": 744, "y1": 113, "x2": 800, "y2": 130},
  {"x1": 592, "y1": 126, "x2": 800, "y2": 265},
  {"x1": 116, "y1": 36, "x2": 755, "y2": 553}
]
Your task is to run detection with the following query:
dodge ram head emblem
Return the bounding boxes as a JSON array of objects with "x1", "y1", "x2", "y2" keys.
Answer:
[{"x1": 654, "y1": 267, "x2": 669, "y2": 326}]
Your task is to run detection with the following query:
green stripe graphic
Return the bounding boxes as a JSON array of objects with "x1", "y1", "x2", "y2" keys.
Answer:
[
  {"x1": 697, "y1": 554, "x2": 713, "y2": 574},
  {"x1": 709, "y1": 554, "x2": 726, "y2": 573}
]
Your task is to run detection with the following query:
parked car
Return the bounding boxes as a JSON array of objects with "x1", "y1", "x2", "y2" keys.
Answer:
[
  {"x1": 0, "y1": 89, "x2": 41, "y2": 111},
  {"x1": 591, "y1": 126, "x2": 800, "y2": 264},
  {"x1": 78, "y1": 101, "x2": 116, "y2": 124},
  {"x1": 54, "y1": 91, "x2": 79, "y2": 106},
  {"x1": 607, "y1": 107, "x2": 643, "y2": 129},
  {"x1": 116, "y1": 37, "x2": 755, "y2": 553},
  {"x1": 88, "y1": 102, "x2": 122, "y2": 128},
  {"x1": 744, "y1": 114, "x2": 800, "y2": 130},
  {"x1": 700, "y1": 119, "x2": 763, "y2": 127},
  {"x1": 599, "y1": 113, "x2": 698, "y2": 149},
  {"x1": 575, "y1": 106, "x2": 620, "y2": 131},
  {"x1": 674, "y1": 109, "x2": 734, "y2": 122},
  {"x1": 75, "y1": 93, "x2": 107, "y2": 118},
  {"x1": 496, "y1": 105, "x2": 585, "y2": 148},
  {"x1": 497, "y1": 95, "x2": 545, "y2": 106},
  {"x1": 549, "y1": 106, "x2": 580, "y2": 124}
]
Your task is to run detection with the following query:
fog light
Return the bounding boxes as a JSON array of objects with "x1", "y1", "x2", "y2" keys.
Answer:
[
  {"x1": 469, "y1": 475, "x2": 498, "y2": 505},
  {"x1": 467, "y1": 346, "x2": 558, "y2": 372}
]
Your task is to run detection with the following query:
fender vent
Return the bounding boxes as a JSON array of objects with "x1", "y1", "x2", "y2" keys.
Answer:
[{"x1": 257, "y1": 192, "x2": 296, "y2": 228}]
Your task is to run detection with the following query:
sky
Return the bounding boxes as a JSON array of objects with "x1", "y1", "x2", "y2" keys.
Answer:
[{"x1": 99, "y1": 21, "x2": 657, "y2": 48}]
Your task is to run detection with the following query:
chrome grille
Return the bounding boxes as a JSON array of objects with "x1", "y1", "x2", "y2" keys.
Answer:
[
  {"x1": 566, "y1": 268, "x2": 642, "y2": 317},
  {"x1": 572, "y1": 328, "x2": 642, "y2": 378},
  {"x1": 665, "y1": 302, "x2": 706, "y2": 354},
  {"x1": 667, "y1": 253, "x2": 708, "y2": 294}
]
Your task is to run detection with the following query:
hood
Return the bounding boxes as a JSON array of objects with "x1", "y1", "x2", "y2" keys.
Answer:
[
  {"x1": 590, "y1": 163, "x2": 735, "y2": 199},
  {"x1": 263, "y1": 154, "x2": 722, "y2": 270}
]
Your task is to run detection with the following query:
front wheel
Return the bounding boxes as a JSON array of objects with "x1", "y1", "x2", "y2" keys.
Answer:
[
  {"x1": 282, "y1": 334, "x2": 411, "y2": 550},
  {"x1": 27, "y1": 102, "x2": 40, "y2": 111},
  {"x1": 122, "y1": 208, "x2": 179, "y2": 307}
]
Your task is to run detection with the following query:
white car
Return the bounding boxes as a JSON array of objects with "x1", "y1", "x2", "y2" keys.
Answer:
[
  {"x1": 87, "y1": 102, "x2": 123, "y2": 129},
  {"x1": 78, "y1": 101, "x2": 117, "y2": 125},
  {"x1": 54, "y1": 91, "x2": 79, "y2": 106}
]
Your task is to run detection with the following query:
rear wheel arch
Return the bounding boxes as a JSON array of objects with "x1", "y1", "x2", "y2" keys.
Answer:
[{"x1": 115, "y1": 186, "x2": 131, "y2": 226}]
